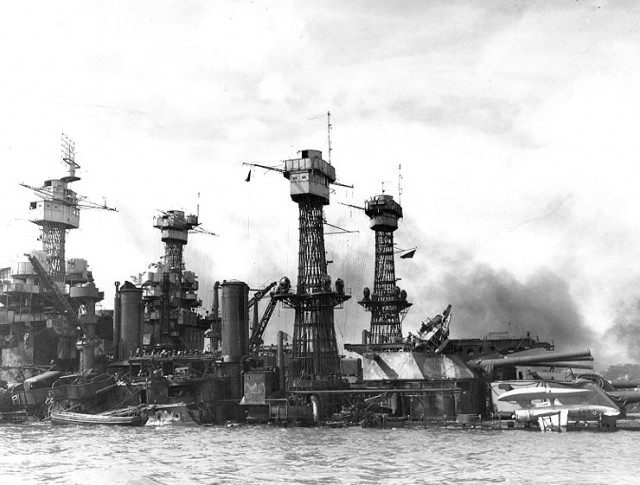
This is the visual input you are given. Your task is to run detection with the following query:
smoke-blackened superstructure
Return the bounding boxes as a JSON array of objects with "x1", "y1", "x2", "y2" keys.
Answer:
[
  {"x1": 149, "y1": 210, "x2": 202, "y2": 349},
  {"x1": 113, "y1": 210, "x2": 212, "y2": 359}
]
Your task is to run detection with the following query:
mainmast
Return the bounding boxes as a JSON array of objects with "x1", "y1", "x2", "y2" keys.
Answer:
[{"x1": 359, "y1": 194, "x2": 411, "y2": 344}]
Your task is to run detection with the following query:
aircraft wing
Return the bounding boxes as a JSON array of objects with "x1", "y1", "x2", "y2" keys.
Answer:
[{"x1": 497, "y1": 386, "x2": 592, "y2": 403}]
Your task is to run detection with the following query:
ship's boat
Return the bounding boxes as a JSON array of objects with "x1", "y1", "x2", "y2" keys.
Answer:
[{"x1": 50, "y1": 409, "x2": 148, "y2": 426}]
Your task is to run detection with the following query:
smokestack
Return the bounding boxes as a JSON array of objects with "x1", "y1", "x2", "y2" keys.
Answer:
[
  {"x1": 220, "y1": 281, "x2": 249, "y2": 362},
  {"x1": 119, "y1": 281, "x2": 143, "y2": 361}
]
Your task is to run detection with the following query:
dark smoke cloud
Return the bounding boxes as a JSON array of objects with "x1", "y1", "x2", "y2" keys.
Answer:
[
  {"x1": 378, "y1": 230, "x2": 599, "y2": 353},
  {"x1": 435, "y1": 264, "x2": 597, "y2": 351},
  {"x1": 608, "y1": 300, "x2": 640, "y2": 364}
]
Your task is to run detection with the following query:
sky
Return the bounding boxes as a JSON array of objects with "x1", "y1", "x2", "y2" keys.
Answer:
[{"x1": 1, "y1": 1, "x2": 640, "y2": 367}]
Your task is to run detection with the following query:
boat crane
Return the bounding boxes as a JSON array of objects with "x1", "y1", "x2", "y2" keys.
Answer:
[{"x1": 246, "y1": 281, "x2": 279, "y2": 352}]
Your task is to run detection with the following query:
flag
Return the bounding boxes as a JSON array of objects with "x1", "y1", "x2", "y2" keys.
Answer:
[{"x1": 400, "y1": 249, "x2": 416, "y2": 259}]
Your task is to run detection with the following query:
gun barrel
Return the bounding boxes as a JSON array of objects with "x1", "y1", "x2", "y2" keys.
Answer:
[
  {"x1": 608, "y1": 389, "x2": 640, "y2": 404},
  {"x1": 529, "y1": 362, "x2": 594, "y2": 370},
  {"x1": 470, "y1": 349, "x2": 593, "y2": 373},
  {"x1": 611, "y1": 381, "x2": 640, "y2": 389}
]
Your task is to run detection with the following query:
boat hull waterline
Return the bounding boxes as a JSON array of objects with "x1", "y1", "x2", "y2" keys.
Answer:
[{"x1": 50, "y1": 411, "x2": 148, "y2": 427}]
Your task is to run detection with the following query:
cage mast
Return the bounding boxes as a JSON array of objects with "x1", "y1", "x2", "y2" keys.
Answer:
[
  {"x1": 359, "y1": 194, "x2": 411, "y2": 344},
  {"x1": 271, "y1": 149, "x2": 351, "y2": 389}
]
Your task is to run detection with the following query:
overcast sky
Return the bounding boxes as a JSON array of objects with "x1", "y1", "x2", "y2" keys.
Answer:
[{"x1": 1, "y1": 1, "x2": 640, "y2": 366}]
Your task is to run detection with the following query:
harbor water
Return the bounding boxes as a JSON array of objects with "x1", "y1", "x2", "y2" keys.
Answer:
[{"x1": 1, "y1": 424, "x2": 638, "y2": 484}]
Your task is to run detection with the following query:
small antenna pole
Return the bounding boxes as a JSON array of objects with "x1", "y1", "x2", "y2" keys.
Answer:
[
  {"x1": 197, "y1": 192, "x2": 200, "y2": 218},
  {"x1": 398, "y1": 163, "x2": 402, "y2": 205},
  {"x1": 327, "y1": 111, "x2": 332, "y2": 165}
]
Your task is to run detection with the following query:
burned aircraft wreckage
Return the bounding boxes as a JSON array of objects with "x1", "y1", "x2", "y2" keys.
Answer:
[{"x1": 1, "y1": 136, "x2": 639, "y2": 431}]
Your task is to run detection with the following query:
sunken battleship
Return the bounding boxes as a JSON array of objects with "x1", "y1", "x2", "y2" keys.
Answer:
[
  {"x1": 0, "y1": 135, "x2": 113, "y2": 420},
  {"x1": 2, "y1": 135, "x2": 640, "y2": 432}
]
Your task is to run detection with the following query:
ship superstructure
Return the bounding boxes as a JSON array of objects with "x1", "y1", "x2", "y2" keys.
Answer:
[
  {"x1": 144, "y1": 210, "x2": 204, "y2": 350},
  {"x1": 0, "y1": 134, "x2": 110, "y2": 382},
  {"x1": 114, "y1": 210, "x2": 214, "y2": 361},
  {"x1": 109, "y1": 213, "x2": 243, "y2": 425},
  {"x1": 24, "y1": 134, "x2": 80, "y2": 284},
  {"x1": 1, "y1": 131, "x2": 631, "y2": 431}
]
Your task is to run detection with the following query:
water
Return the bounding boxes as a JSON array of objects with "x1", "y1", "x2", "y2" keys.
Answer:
[{"x1": 0, "y1": 424, "x2": 637, "y2": 484}]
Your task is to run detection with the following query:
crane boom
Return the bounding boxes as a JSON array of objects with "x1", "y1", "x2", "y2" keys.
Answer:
[
  {"x1": 249, "y1": 297, "x2": 278, "y2": 352},
  {"x1": 25, "y1": 253, "x2": 82, "y2": 330},
  {"x1": 248, "y1": 281, "x2": 277, "y2": 309}
]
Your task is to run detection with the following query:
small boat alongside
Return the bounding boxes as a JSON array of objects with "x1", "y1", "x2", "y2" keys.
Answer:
[{"x1": 50, "y1": 409, "x2": 148, "y2": 426}]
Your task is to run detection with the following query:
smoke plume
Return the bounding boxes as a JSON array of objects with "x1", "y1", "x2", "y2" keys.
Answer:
[
  {"x1": 435, "y1": 264, "x2": 596, "y2": 351},
  {"x1": 389, "y1": 234, "x2": 599, "y2": 352},
  {"x1": 608, "y1": 300, "x2": 640, "y2": 364}
]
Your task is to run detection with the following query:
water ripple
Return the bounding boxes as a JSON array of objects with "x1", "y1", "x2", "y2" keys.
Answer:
[{"x1": 0, "y1": 424, "x2": 639, "y2": 484}]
